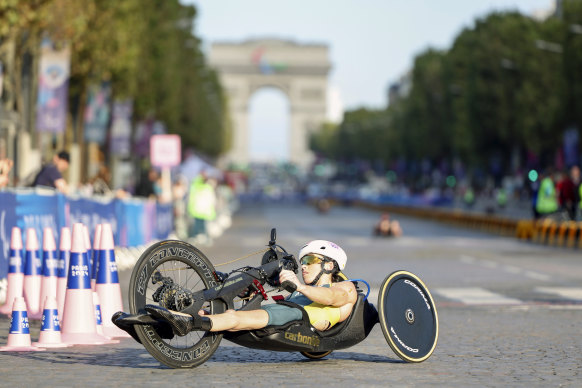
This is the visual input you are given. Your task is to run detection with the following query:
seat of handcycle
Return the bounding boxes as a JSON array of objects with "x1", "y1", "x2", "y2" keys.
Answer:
[
  {"x1": 251, "y1": 291, "x2": 377, "y2": 339},
  {"x1": 223, "y1": 278, "x2": 378, "y2": 352}
]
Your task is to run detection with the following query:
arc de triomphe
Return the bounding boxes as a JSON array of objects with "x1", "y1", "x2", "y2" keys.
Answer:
[{"x1": 209, "y1": 39, "x2": 330, "y2": 167}]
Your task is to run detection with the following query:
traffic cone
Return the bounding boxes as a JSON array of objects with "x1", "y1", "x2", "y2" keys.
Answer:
[
  {"x1": 83, "y1": 225, "x2": 93, "y2": 282},
  {"x1": 93, "y1": 292, "x2": 119, "y2": 344},
  {"x1": 0, "y1": 227, "x2": 25, "y2": 315},
  {"x1": 39, "y1": 228, "x2": 58, "y2": 319},
  {"x1": 59, "y1": 223, "x2": 109, "y2": 345},
  {"x1": 0, "y1": 297, "x2": 45, "y2": 352},
  {"x1": 23, "y1": 228, "x2": 42, "y2": 319},
  {"x1": 95, "y1": 223, "x2": 130, "y2": 338},
  {"x1": 91, "y1": 224, "x2": 102, "y2": 290},
  {"x1": 56, "y1": 227, "x2": 71, "y2": 321},
  {"x1": 33, "y1": 296, "x2": 69, "y2": 348}
]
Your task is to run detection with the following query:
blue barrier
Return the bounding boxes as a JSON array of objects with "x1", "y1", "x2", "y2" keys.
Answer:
[{"x1": 0, "y1": 189, "x2": 173, "y2": 278}]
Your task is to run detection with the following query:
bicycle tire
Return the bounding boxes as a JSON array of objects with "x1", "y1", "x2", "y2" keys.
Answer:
[
  {"x1": 129, "y1": 240, "x2": 226, "y2": 368},
  {"x1": 377, "y1": 270, "x2": 438, "y2": 363}
]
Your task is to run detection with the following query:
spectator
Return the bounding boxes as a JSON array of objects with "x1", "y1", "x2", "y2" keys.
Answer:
[
  {"x1": 89, "y1": 164, "x2": 112, "y2": 195},
  {"x1": 187, "y1": 172, "x2": 217, "y2": 243},
  {"x1": 374, "y1": 212, "x2": 403, "y2": 237},
  {"x1": 536, "y1": 169, "x2": 558, "y2": 219},
  {"x1": 32, "y1": 151, "x2": 70, "y2": 194},
  {"x1": 570, "y1": 165, "x2": 581, "y2": 220},
  {"x1": 135, "y1": 168, "x2": 159, "y2": 199},
  {"x1": 557, "y1": 168, "x2": 576, "y2": 220},
  {"x1": 0, "y1": 158, "x2": 13, "y2": 189}
]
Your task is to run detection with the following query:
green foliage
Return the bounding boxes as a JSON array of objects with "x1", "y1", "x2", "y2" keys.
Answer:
[
  {"x1": 312, "y1": 7, "x2": 582, "y2": 177},
  {"x1": 0, "y1": 0, "x2": 228, "y2": 157}
]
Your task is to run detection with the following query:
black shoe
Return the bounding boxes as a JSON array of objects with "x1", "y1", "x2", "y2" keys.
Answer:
[
  {"x1": 145, "y1": 305, "x2": 196, "y2": 336},
  {"x1": 112, "y1": 311, "x2": 175, "y2": 342},
  {"x1": 112, "y1": 311, "x2": 142, "y2": 343}
]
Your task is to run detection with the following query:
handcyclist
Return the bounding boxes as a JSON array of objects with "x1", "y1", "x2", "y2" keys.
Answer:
[{"x1": 145, "y1": 240, "x2": 358, "y2": 335}]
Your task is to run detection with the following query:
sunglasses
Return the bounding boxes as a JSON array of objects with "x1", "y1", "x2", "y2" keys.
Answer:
[{"x1": 300, "y1": 254, "x2": 324, "y2": 266}]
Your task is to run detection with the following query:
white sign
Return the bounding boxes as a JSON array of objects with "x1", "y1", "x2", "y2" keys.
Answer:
[{"x1": 150, "y1": 134, "x2": 181, "y2": 168}]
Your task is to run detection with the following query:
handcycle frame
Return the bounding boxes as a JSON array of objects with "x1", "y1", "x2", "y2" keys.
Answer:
[{"x1": 119, "y1": 228, "x2": 438, "y2": 368}]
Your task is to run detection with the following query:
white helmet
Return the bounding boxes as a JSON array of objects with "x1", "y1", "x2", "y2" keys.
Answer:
[{"x1": 298, "y1": 240, "x2": 347, "y2": 271}]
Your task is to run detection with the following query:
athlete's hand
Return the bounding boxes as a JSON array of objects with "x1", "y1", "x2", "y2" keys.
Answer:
[{"x1": 279, "y1": 269, "x2": 304, "y2": 292}]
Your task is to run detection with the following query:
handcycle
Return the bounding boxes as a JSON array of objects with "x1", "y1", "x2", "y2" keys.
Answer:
[{"x1": 113, "y1": 229, "x2": 439, "y2": 368}]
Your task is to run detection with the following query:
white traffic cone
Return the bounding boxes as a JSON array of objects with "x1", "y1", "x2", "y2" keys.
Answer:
[
  {"x1": 91, "y1": 224, "x2": 102, "y2": 291},
  {"x1": 33, "y1": 296, "x2": 69, "y2": 348},
  {"x1": 0, "y1": 297, "x2": 45, "y2": 352},
  {"x1": 23, "y1": 228, "x2": 42, "y2": 320},
  {"x1": 83, "y1": 225, "x2": 93, "y2": 284},
  {"x1": 95, "y1": 223, "x2": 130, "y2": 338},
  {"x1": 93, "y1": 292, "x2": 118, "y2": 344},
  {"x1": 39, "y1": 228, "x2": 58, "y2": 319},
  {"x1": 56, "y1": 227, "x2": 71, "y2": 321},
  {"x1": 60, "y1": 223, "x2": 109, "y2": 345},
  {"x1": 0, "y1": 227, "x2": 25, "y2": 316}
]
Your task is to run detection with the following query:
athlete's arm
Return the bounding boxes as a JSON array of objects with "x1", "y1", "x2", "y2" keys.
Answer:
[{"x1": 279, "y1": 270, "x2": 357, "y2": 307}]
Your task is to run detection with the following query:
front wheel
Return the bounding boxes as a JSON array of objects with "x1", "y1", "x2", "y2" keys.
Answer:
[
  {"x1": 129, "y1": 240, "x2": 226, "y2": 368},
  {"x1": 300, "y1": 350, "x2": 332, "y2": 360},
  {"x1": 377, "y1": 270, "x2": 438, "y2": 363}
]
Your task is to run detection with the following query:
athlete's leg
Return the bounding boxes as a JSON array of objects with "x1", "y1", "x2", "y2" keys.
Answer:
[{"x1": 206, "y1": 309, "x2": 270, "y2": 332}]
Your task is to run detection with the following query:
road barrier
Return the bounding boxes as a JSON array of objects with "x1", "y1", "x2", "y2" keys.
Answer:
[
  {"x1": 0, "y1": 189, "x2": 173, "y2": 280},
  {"x1": 328, "y1": 198, "x2": 582, "y2": 249}
]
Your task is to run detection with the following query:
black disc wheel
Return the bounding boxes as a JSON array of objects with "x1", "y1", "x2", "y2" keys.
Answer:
[
  {"x1": 377, "y1": 270, "x2": 438, "y2": 363},
  {"x1": 129, "y1": 240, "x2": 226, "y2": 368},
  {"x1": 300, "y1": 350, "x2": 332, "y2": 360}
]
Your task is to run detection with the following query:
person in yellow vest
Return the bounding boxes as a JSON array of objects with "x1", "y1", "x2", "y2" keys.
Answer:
[
  {"x1": 536, "y1": 170, "x2": 558, "y2": 218},
  {"x1": 187, "y1": 172, "x2": 217, "y2": 242}
]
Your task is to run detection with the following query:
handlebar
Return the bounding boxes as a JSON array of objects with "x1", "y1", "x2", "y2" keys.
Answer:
[{"x1": 281, "y1": 280, "x2": 297, "y2": 293}]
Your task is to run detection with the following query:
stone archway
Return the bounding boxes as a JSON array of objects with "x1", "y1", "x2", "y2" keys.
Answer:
[{"x1": 209, "y1": 39, "x2": 330, "y2": 167}]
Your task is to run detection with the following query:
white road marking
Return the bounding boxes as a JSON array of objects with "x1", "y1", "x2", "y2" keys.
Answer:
[
  {"x1": 502, "y1": 265, "x2": 522, "y2": 274},
  {"x1": 435, "y1": 287, "x2": 522, "y2": 305},
  {"x1": 480, "y1": 260, "x2": 498, "y2": 269},
  {"x1": 536, "y1": 287, "x2": 582, "y2": 301},
  {"x1": 459, "y1": 256, "x2": 549, "y2": 282},
  {"x1": 524, "y1": 271, "x2": 551, "y2": 282},
  {"x1": 459, "y1": 255, "x2": 477, "y2": 264}
]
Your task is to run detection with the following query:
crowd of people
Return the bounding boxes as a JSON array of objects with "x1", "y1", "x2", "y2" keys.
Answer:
[
  {"x1": 533, "y1": 165, "x2": 581, "y2": 221},
  {"x1": 0, "y1": 150, "x2": 237, "y2": 246}
]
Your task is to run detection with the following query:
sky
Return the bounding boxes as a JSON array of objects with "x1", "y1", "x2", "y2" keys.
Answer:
[{"x1": 184, "y1": 0, "x2": 555, "y2": 161}]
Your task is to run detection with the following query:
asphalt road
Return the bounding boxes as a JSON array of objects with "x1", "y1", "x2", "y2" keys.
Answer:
[{"x1": 1, "y1": 202, "x2": 581, "y2": 387}]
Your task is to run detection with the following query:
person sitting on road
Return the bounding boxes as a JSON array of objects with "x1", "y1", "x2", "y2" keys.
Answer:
[
  {"x1": 374, "y1": 212, "x2": 403, "y2": 237},
  {"x1": 32, "y1": 150, "x2": 70, "y2": 194},
  {"x1": 145, "y1": 240, "x2": 358, "y2": 335}
]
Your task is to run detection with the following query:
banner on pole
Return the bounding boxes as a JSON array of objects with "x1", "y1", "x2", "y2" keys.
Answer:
[
  {"x1": 83, "y1": 82, "x2": 111, "y2": 144},
  {"x1": 109, "y1": 99, "x2": 133, "y2": 156},
  {"x1": 35, "y1": 39, "x2": 70, "y2": 133}
]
